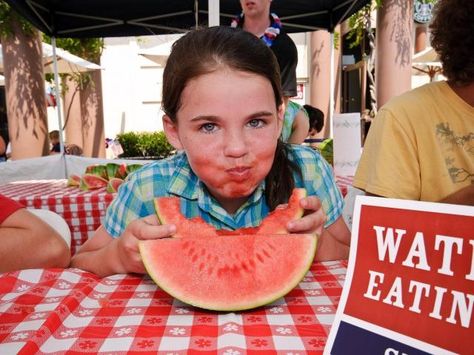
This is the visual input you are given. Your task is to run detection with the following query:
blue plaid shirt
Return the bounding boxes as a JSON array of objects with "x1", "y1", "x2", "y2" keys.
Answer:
[{"x1": 104, "y1": 145, "x2": 343, "y2": 238}]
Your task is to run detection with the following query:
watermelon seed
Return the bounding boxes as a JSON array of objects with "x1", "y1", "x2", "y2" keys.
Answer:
[
  {"x1": 266, "y1": 242, "x2": 277, "y2": 251},
  {"x1": 262, "y1": 249, "x2": 271, "y2": 259},
  {"x1": 187, "y1": 247, "x2": 196, "y2": 257},
  {"x1": 256, "y1": 253, "x2": 265, "y2": 263},
  {"x1": 240, "y1": 261, "x2": 250, "y2": 273}
]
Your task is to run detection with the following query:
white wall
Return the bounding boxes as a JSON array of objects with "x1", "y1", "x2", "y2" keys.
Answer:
[{"x1": 99, "y1": 33, "x2": 310, "y2": 139}]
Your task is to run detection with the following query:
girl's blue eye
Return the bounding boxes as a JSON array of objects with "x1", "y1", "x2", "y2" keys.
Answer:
[
  {"x1": 248, "y1": 119, "x2": 264, "y2": 128},
  {"x1": 200, "y1": 123, "x2": 216, "y2": 133}
]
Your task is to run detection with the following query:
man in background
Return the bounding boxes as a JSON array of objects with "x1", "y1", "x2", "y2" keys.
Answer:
[
  {"x1": 232, "y1": 0, "x2": 309, "y2": 144},
  {"x1": 353, "y1": 0, "x2": 473, "y2": 205}
]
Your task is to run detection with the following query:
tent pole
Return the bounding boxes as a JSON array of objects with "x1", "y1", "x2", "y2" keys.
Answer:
[
  {"x1": 329, "y1": 32, "x2": 334, "y2": 138},
  {"x1": 208, "y1": 0, "x2": 220, "y2": 26},
  {"x1": 51, "y1": 37, "x2": 65, "y2": 155}
]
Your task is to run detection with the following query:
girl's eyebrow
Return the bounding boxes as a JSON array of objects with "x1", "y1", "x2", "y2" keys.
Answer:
[{"x1": 190, "y1": 111, "x2": 274, "y2": 122}]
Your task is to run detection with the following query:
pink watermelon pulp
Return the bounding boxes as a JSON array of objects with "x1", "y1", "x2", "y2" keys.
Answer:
[
  {"x1": 154, "y1": 188, "x2": 307, "y2": 237},
  {"x1": 140, "y1": 188, "x2": 316, "y2": 311},
  {"x1": 139, "y1": 233, "x2": 316, "y2": 311}
]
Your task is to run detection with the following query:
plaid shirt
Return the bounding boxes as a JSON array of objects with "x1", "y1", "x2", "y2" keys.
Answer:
[
  {"x1": 104, "y1": 145, "x2": 343, "y2": 238},
  {"x1": 281, "y1": 101, "x2": 308, "y2": 143}
]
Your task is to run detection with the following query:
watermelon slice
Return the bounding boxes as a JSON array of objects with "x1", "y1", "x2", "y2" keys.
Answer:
[
  {"x1": 155, "y1": 188, "x2": 306, "y2": 236},
  {"x1": 67, "y1": 174, "x2": 81, "y2": 187},
  {"x1": 254, "y1": 187, "x2": 306, "y2": 234},
  {"x1": 154, "y1": 196, "x2": 219, "y2": 237},
  {"x1": 80, "y1": 173, "x2": 108, "y2": 191},
  {"x1": 139, "y1": 233, "x2": 316, "y2": 311},
  {"x1": 106, "y1": 177, "x2": 124, "y2": 193}
]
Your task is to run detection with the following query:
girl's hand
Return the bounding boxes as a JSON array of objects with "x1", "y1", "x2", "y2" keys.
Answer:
[
  {"x1": 285, "y1": 195, "x2": 326, "y2": 235},
  {"x1": 115, "y1": 215, "x2": 176, "y2": 274}
]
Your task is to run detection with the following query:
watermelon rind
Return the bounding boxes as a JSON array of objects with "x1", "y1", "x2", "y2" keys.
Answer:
[
  {"x1": 106, "y1": 177, "x2": 124, "y2": 193},
  {"x1": 139, "y1": 233, "x2": 317, "y2": 311}
]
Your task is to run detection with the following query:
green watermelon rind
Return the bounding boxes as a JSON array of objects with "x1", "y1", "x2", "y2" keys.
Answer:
[{"x1": 139, "y1": 234, "x2": 317, "y2": 312}]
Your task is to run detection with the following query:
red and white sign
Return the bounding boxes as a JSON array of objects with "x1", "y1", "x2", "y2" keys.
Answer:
[{"x1": 325, "y1": 196, "x2": 474, "y2": 355}]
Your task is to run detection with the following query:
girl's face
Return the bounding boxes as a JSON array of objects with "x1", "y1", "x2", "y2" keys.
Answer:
[{"x1": 163, "y1": 68, "x2": 284, "y2": 214}]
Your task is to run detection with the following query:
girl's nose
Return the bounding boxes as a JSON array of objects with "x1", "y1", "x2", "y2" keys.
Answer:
[{"x1": 223, "y1": 129, "x2": 248, "y2": 158}]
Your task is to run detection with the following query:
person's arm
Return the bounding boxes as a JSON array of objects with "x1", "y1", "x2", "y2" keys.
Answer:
[
  {"x1": 286, "y1": 195, "x2": 350, "y2": 261},
  {"x1": 365, "y1": 184, "x2": 474, "y2": 206},
  {"x1": 287, "y1": 109, "x2": 310, "y2": 144},
  {"x1": 0, "y1": 209, "x2": 70, "y2": 272},
  {"x1": 71, "y1": 215, "x2": 176, "y2": 277},
  {"x1": 438, "y1": 185, "x2": 474, "y2": 206}
]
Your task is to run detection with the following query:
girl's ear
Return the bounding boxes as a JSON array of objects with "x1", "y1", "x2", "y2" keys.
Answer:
[{"x1": 162, "y1": 115, "x2": 183, "y2": 150}]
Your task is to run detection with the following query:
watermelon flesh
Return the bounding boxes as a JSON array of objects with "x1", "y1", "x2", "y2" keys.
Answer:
[
  {"x1": 154, "y1": 188, "x2": 307, "y2": 236},
  {"x1": 139, "y1": 233, "x2": 316, "y2": 311}
]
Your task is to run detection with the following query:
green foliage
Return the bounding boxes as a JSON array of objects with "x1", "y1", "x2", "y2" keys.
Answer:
[
  {"x1": 0, "y1": 0, "x2": 35, "y2": 37},
  {"x1": 42, "y1": 36, "x2": 104, "y2": 63},
  {"x1": 117, "y1": 131, "x2": 175, "y2": 159}
]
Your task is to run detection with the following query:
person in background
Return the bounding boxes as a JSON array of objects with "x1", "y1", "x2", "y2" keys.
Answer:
[
  {"x1": 49, "y1": 130, "x2": 61, "y2": 154},
  {"x1": 0, "y1": 135, "x2": 6, "y2": 162},
  {"x1": 71, "y1": 26, "x2": 350, "y2": 277},
  {"x1": 65, "y1": 144, "x2": 83, "y2": 156},
  {"x1": 353, "y1": 0, "x2": 473, "y2": 205},
  {"x1": 232, "y1": 0, "x2": 309, "y2": 144},
  {"x1": 304, "y1": 104, "x2": 325, "y2": 137},
  {"x1": 0, "y1": 194, "x2": 70, "y2": 272}
]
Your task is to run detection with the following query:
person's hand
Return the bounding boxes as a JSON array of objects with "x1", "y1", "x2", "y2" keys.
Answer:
[
  {"x1": 285, "y1": 195, "x2": 326, "y2": 235},
  {"x1": 115, "y1": 215, "x2": 176, "y2": 274}
]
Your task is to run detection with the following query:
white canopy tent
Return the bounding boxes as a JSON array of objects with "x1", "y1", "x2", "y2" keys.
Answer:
[{"x1": 0, "y1": 42, "x2": 101, "y2": 73}]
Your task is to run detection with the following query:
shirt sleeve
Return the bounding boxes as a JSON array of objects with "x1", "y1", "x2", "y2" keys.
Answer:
[
  {"x1": 353, "y1": 107, "x2": 421, "y2": 199},
  {"x1": 0, "y1": 194, "x2": 24, "y2": 224},
  {"x1": 104, "y1": 173, "x2": 152, "y2": 238}
]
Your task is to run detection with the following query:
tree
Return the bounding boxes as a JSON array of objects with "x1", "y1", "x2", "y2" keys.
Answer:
[{"x1": 0, "y1": 1, "x2": 49, "y2": 159}]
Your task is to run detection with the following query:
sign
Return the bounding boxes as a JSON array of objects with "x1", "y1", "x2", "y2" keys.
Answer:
[
  {"x1": 414, "y1": 0, "x2": 434, "y2": 24},
  {"x1": 325, "y1": 196, "x2": 474, "y2": 355}
]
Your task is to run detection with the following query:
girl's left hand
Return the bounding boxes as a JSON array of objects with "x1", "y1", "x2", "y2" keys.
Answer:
[{"x1": 285, "y1": 195, "x2": 326, "y2": 235}]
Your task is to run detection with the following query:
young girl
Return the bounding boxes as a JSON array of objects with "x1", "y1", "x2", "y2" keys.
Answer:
[{"x1": 71, "y1": 26, "x2": 350, "y2": 277}]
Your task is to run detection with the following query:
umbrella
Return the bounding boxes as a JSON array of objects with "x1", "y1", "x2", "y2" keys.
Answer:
[
  {"x1": 138, "y1": 40, "x2": 178, "y2": 67},
  {"x1": 6, "y1": 0, "x2": 371, "y2": 37}
]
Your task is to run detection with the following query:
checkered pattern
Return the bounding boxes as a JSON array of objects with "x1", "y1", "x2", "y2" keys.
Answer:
[
  {"x1": 0, "y1": 260, "x2": 347, "y2": 354},
  {"x1": 0, "y1": 180, "x2": 115, "y2": 255},
  {"x1": 335, "y1": 175, "x2": 354, "y2": 198}
]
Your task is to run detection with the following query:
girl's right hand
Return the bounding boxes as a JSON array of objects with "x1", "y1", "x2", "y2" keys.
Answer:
[{"x1": 115, "y1": 215, "x2": 176, "y2": 274}]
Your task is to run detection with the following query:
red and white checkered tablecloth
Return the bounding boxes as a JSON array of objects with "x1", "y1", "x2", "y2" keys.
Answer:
[
  {"x1": 0, "y1": 180, "x2": 115, "y2": 255},
  {"x1": 0, "y1": 260, "x2": 347, "y2": 354}
]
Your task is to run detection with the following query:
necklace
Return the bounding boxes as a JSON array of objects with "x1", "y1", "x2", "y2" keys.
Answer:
[{"x1": 231, "y1": 12, "x2": 282, "y2": 47}]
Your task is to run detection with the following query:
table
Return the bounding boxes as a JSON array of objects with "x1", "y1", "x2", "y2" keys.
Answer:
[
  {"x1": 0, "y1": 180, "x2": 115, "y2": 255},
  {"x1": 0, "y1": 260, "x2": 346, "y2": 354}
]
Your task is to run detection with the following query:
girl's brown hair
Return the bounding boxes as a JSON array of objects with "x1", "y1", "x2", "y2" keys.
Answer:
[{"x1": 162, "y1": 26, "x2": 301, "y2": 209}]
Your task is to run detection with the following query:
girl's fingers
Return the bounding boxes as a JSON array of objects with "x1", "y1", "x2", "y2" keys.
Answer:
[{"x1": 127, "y1": 216, "x2": 176, "y2": 240}]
